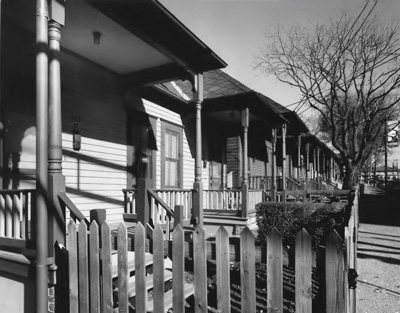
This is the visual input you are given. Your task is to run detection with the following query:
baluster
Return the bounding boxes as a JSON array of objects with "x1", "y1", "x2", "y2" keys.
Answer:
[
  {"x1": 5, "y1": 194, "x2": 13, "y2": 237},
  {"x1": 0, "y1": 194, "x2": 5, "y2": 237},
  {"x1": 13, "y1": 194, "x2": 21, "y2": 239}
]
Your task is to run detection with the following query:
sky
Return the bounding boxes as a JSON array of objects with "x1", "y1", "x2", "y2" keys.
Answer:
[{"x1": 159, "y1": 0, "x2": 400, "y2": 119}]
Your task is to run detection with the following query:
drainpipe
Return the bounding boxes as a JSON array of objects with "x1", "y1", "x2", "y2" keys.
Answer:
[{"x1": 36, "y1": 1, "x2": 49, "y2": 312}]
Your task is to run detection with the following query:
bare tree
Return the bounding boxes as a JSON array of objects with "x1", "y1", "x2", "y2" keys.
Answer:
[{"x1": 255, "y1": 3, "x2": 400, "y2": 189}]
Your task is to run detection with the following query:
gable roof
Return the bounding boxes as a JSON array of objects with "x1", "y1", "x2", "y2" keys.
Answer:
[{"x1": 176, "y1": 69, "x2": 251, "y2": 99}]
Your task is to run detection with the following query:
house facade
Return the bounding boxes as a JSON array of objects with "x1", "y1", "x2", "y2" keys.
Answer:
[{"x1": 0, "y1": 1, "x2": 226, "y2": 312}]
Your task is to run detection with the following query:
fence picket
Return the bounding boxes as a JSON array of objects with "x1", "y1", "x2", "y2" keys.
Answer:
[
  {"x1": 90, "y1": 222, "x2": 100, "y2": 313},
  {"x1": 216, "y1": 226, "x2": 231, "y2": 313},
  {"x1": 101, "y1": 222, "x2": 113, "y2": 313},
  {"x1": 135, "y1": 222, "x2": 147, "y2": 313},
  {"x1": 193, "y1": 225, "x2": 207, "y2": 313},
  {"x1": 173, "y1": 224, "x2": 185, "y2": 313},
  {"x1": 117, "y1": 223, "x2": 128, "y2": 313},
  {"x1": 67, "y1": 220, "x2": 78, "y2": 313},
  {"x1": 78, "y1": 221, "x2": 89, "y2": 313},
  {"x1": 267, "y1": 228, "x2": 283, "y2": 313},
  {"x1": 295, "y1": 228, "x2": 312, "y2": 313},
  {"x1": 240, "y1": 227, "x2": 256, "y2": 313},
  {"x1": 326, "y1": 230, "x2": 345, "y2": 313},
  {"x1": 153, "y1": 224, "x2": 165, "y2": 313}
]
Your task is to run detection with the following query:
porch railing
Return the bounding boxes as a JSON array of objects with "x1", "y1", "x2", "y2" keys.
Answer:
[
  {"x1": 248, "y1": 189, "x2": 264, "y2": 213},
  {"x1": 203, "y1": 189, "x2": 241, "y2": 211},
  {"x1": 123, "y1": 188, "x2": 192, "y2": 221},
  {"x1": 0, "y1": 189, "x2": 36, "y2": 250}
]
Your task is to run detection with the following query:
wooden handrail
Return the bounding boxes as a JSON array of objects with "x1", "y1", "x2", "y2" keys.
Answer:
[
  {"x1": 0, "y1": 189, "x2": 36, "y2": 195},
  {"x1": 58, "y1": 192, "x2": 89, "y2": 224},
  {"x1": 147, "y1": 189, "x2": 174, "y2": 218}
]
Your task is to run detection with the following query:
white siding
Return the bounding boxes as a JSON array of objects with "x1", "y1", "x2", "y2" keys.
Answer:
[{"x1": 142, "y1": 100, "x2": 195, "y2": 189}]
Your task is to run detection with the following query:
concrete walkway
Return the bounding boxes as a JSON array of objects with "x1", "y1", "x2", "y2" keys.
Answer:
[{"x1": 357, "y1": 184, "x2": 400, "y2": 313}]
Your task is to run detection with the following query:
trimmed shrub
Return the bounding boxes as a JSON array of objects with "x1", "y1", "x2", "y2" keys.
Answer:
[{"x1": 256, "y1": 201, "x2": 346, "y2": 249}]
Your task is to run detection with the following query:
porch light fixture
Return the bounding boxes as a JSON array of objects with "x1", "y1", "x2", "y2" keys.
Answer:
[{"x1": 93, "y1": 31, "x2": 101, "y2": 45}]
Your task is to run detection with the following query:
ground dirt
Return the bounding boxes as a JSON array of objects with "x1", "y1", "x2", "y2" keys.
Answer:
[{"x1": 357, "y1": 184, "x2": 400, "y2": 313}]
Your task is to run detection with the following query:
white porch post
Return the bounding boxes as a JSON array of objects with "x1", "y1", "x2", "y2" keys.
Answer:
[
  {"x1": 193, "y1": 73, "x2": 203, "y2": 226},
  {"x1": 297, "y1": 135, "x2": 301, "y2": 179},
  {"x1": 305, "y1": 143, "x2": 310, "y2": 185},
  {"x1": 282, "y1": 123, "x2": 287, "y2": 195},
  {"x1": 271, "y1": 128, "x2": 277, "y2": 200},
  {"x1": 36, "y1": 1, "x2": 49, "y2": 312},
  {"x1": 241, "y1": 108, "x2": 249, "y2": 217},
  {"x1": 48, "y1": 12, "x2": 66, "y2": 254}
]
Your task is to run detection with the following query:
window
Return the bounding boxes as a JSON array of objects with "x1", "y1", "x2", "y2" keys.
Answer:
[{"x1": 162, "y1": 123, "x2": 183, "y2": 188}]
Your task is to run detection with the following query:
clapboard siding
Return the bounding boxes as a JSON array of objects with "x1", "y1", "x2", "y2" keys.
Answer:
[
  {"x1": 61, "y1": 51, "x2": 127, "y2": 222},
  {"x1": 250, "y1": 159, "x2": 265, "y2": 177},
  {"x1": 226, "y1": 137, "x2": 240, "y2": 189},
  {"x1": 142, "y1": 100, "x2": 195, "y2": 190}
]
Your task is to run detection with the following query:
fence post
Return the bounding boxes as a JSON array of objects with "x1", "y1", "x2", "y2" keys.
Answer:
[
  {"x1": 241, "y1": 183, "x2": 248, "y2": 217},
  {"x1": 326, "y1": 230, "x2": 345, "y2": 313},
  {"x1": 137, "y1": 178, "x2": 151, "y2": 228},
  {"x1": 174, "y1": 205, "x2": 184, "y2": 228},
  {"x1": 90, "y1": 209, "x2": 106, "y2": 226},
  {"x1": 192, "y1": 182, "x2": 203, "y2": 226}
]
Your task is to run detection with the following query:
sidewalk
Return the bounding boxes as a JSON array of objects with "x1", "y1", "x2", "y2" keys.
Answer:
[{"x1": 357, "y1": 184, "x2": 400, "y2": 313}]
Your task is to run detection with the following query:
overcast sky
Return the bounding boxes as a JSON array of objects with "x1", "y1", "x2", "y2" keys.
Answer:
[{"x1": 159, "y1": 0, "x2": 400, "y2": 117}]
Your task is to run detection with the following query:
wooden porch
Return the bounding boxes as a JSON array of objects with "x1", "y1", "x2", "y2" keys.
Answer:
[{"x1": 0, "y1": 185, "x2": 358, "y2": 313}]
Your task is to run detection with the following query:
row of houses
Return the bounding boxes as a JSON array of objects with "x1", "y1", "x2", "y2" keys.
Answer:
[{"x1": 0, "y1": 1, "x2": 342, "y2": 312}]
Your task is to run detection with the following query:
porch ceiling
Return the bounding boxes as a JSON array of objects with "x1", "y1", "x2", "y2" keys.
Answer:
[{"x1": 4, "y1": 0, "x2": 226, "y2": 87}]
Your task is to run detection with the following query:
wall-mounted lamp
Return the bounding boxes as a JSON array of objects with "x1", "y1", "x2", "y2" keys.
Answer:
[
  {"x1": 73, "y1": 130, "x2": 81, "y2": 151},
  {"x1": 93, "y1": 31, "x2": 101, "y2": 45}
]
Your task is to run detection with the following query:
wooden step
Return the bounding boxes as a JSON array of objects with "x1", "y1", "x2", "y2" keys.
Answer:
[
  {"x1": 111, "y1": 251, "x2": 153, "y2": 278},
  {"x1": 146, "y1": 283, "x2": 194, "y2": 313},
  {"x1": 119, "y1": 270, "x2": 173, "y2": 299}
]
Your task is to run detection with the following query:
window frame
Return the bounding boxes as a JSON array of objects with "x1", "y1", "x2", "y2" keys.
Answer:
[{"x1": 161, "y1": 121, "x2": 184, "y2": 189}]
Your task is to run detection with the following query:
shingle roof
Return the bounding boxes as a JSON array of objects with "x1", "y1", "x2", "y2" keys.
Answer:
[{"x1": 176, "y1": 69, "x2": 252, "y2": 99}]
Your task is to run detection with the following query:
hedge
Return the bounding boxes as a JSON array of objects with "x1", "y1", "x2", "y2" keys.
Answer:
[{"x1": 256, "y1": 201, "x2": 346, "y2": 249}]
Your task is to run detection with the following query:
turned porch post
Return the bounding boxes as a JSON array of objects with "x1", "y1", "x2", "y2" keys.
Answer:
[
  {"x1": 36, "y1": 1, "x2": 49, "y2": 312},
  {"x1": 305, "y1": 143, "x2": 310, "y2": 186},
  {"x1": 282, "y1": 123, "x2": 287, "y2": 195},
  {"x1": 48, "y1": 17, "x2": 66, "y2": 255},
  {"x1": 271, "y1": 128, "x2": 277, "y2": 200},
  {"x1": 193, "y1": 73, "x2": 203, "y2": 226},
  {"x1": 297, "y1": 135, "x2": 301, "y2": 179},
  {"x1": 316, "y1": 148, "x2": 320, "y2": 185},
  {"x1": 241, "y1": 108, "x2": 249, "y2": 217}
]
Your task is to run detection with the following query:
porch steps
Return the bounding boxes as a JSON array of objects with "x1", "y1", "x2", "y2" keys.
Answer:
[
  {"x1": 111, "y1": 235, "x2": 194, "y2": 312},
  {"x1": 110, "y1": 251, "x2": 153, "y2": 278},
  {"x1": 146, "y1": 283, "x2": 195, "y2": 312}
]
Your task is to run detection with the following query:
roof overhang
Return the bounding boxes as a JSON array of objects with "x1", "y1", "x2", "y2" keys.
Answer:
[{"x1": 3, "y1": 0, "x2": 226, "y2": 88}]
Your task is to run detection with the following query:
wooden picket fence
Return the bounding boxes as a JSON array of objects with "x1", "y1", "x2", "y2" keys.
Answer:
[{"x1": 66, "y1": 218, "x2": 354, "y2": 313}]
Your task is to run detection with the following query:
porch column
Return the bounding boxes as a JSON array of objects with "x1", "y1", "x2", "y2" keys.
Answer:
[
  {"x1": 241, "y1": 108, "x2": 249, "y2": 217},
  {"x1": 271, "y1": 128, "x2": 277, "y2": 200},
  {"x1": 313, "y1": 148, "x2": 317, "y2": 180},
  {"x1": 322, "y1": 153, "x2": 326, "y2": 181},
  {"x1": 0, "y1": 2, "x2": 3, "y2": 188},
  {"x1": 297, "y1": 135, "x2": 301, "y2": 179},
  {"x1": 36, "y1": 1, "x2": 49, "y2": 313},
  {"x1": 282, "y1": 123, "x2": 287, "y2": 194},
  {"x1": 193, "y1": 73, "x2": 203, "y2": 226},
  {"x1": 48, "y1": 18, "x2": 66, "y2": 254},
  {"x1": 316, "y1": 148, "x2": 320, "y2": 186},
  {"x1": 305, "y1": 143, "x2": 309, "y2": 184}
]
